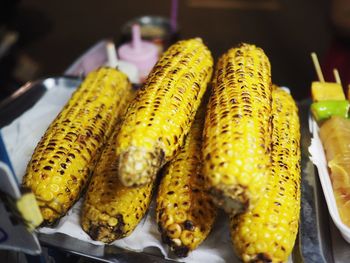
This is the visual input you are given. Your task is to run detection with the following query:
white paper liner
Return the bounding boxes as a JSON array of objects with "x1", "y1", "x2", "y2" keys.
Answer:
[
  {"x1": 308, "y1": 118, "x2": 350, "y2": 243},
  {"x1": 1, "y1": 83, "x2": 238, "y2": 262}
]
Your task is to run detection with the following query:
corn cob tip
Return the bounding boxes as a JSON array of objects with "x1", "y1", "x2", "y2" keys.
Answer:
[
  {"x1": 157, "y1": 217, "x2": 201, "y2": 257},
  {"x1": 161, "y1": 231, "x2": 190, "y2": 257},
  {"x1": 241, "y1": 252, "x2": 273, "y2": 263},
  {"x1": 82, "y1": 207, "x2": 126, "y2": 243},
  {"x1": 85, "y1": 223, "x2": 123, "y2": 243},
  {"x1": 118, "y1": 147, "x2": 164, "y2": 186},
  {"x1": 35, "y1": 197, "x2": 70, "y2": 226},
  {"x1": 40, "y1": 207, "x2": 60, "y2": 227}
]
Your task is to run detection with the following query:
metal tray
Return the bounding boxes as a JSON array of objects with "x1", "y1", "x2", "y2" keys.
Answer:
[
  {"x1": 0, "y1": 77, "x2": 81, "y2": 129},
  {"x1": 298, "y1": 100, "x2": 333, "y2": 263},
  {"x1": 39, "y1": 232, "x2": 175, "y2": 263},
  {"x1": 2, "y1": 38, "x2": 348, "y2": 262},
  {"x1": 1, "y1": 78, "x2": 349, "y2": 262}
]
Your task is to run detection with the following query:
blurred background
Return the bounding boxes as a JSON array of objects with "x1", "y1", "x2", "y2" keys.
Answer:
[{"x1": 0, "y1": 0, "x2": 341, "y2": 102}]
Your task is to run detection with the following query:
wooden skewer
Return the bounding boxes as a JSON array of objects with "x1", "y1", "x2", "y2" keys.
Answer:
[
  {"x1": 333, "y1": 68, "x2": 341, "y2": 85},
  {"x1": 311, "y1": 52, "x2": 325, "y2": 82}
]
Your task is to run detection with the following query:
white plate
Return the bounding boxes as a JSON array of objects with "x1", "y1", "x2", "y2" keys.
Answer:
[{"x1": 309, "y1": 117, "x2": 350, "y2": 243}]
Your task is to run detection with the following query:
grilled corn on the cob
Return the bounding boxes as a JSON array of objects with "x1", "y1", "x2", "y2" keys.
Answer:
[
  {"x1": 156, "y1": 102, "x2": 217, "y2": 257},
  {"x1": 116, "y1": 38, "x2": 213, "y2": 187},
  {"x1": 81, "y1": 110, "x2": 155, "y2": 243},
  {"x1": 22, "y1": 67, "x2": 132, "y2": 225},
  {"x1": 203, "y1": 43, "x2": 272, "y2": 213},
  {"x1": 231, "y1": 88, "x2": 301, "y2": 263}
]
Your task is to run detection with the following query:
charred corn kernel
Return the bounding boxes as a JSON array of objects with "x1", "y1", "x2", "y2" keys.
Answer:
[
  {"x1": 231, "y1": 88, "x2": 301, "y2": 263},
  {"x1": 22, "y1": 67, "x2": 132, "y2": 226},
  {"x1": 116, "y1": 38, "x2": 213, "y2": 187},
  {"x1": 156, "y1": 105, "x2": 217, "y2": 257},
  {"x1": 81, "y1": 118, "x2": 154, "y2": 243},
  {"x1": 203, "y1": 43, "x2": 272, "y2": 214}
]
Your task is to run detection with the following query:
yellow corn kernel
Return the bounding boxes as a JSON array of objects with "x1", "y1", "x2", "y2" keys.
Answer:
[
  {"x1": 156, "y1": 103, "x2": 217, "y2": 257},
  {"x1": 81, "y1": 112, "x2": 155, "y2": 243},
  {"x1": 116, "y1": 38, "x2": 213, "y2": 187},
  {"x1": 203, "y1": 43, "x2": 272, "y2": 214},
  {"x1": 231, "y1": 88, "x2": 301, "y2": 263},
  {"x1": 22, "y1": 67, "x2": 132, "y2": 225}
]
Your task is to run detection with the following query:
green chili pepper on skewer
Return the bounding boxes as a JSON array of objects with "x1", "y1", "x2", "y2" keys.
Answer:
[{"x1": 311, "y1": 100, "x2": 350, "y2": 121}]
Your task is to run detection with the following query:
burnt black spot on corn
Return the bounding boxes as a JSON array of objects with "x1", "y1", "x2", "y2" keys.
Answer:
[
  {"x1": 22, "y1": 68, "x2": 133, "y2": 225},
  {"x1": 156, "y1": 102, "x2": 217, "y2": 257},
  {"x1": 202, "y1": 43, "x2": 272, "y2": 214},
  {"x1": 230, "y1": 88, "x2": 301, "y2": 263},
  {"x1": 116, "y1": 38, "x2": 213, "y2": 187},
  {"x1": 81, "y1": 114, "x2": 155, "y2": 243}
]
